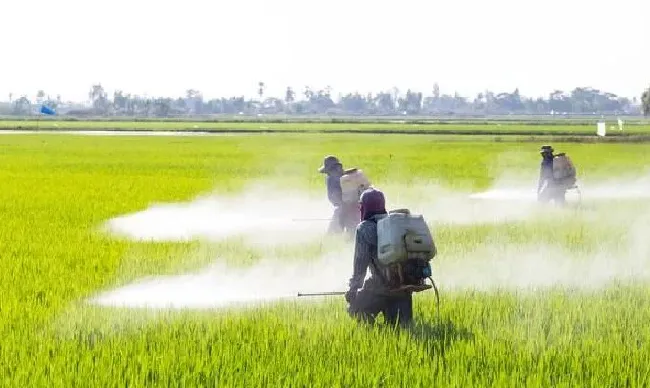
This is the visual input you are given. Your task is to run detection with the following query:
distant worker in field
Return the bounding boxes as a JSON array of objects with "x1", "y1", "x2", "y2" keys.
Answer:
[
  {"x1": 537, "y1": 145, "x2": 577, "y2": 205},
  {"x1": 318, "y1": 155, "x2": 371, "y2": 239},
  {"x1": 345, "y1": 188, "x2": 438, "y2": 328}
]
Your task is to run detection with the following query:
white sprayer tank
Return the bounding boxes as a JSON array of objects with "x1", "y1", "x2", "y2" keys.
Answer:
[
  {"x1": 377, "y1": 210, "x2": 436, "y2": 266},
  {"x1": 340, "y1": 169, "x2": 371, "y2": 204}
]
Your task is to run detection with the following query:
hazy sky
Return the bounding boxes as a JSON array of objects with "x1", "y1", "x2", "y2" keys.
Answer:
[{"x1": 2, "y1": 0, "x2": 648, "y2": 102}]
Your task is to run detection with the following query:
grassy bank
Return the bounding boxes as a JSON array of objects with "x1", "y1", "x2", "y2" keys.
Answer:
[{"x1": 1, "y1": 119, "x2": 650, "y2": 137}]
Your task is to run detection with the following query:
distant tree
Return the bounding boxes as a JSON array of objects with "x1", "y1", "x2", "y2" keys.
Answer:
[
  {"x1": 154, "y1": 98, "x2": 171, "y2": 117},
  {"x1": 185, "y1": 89, "x2": 199, "y2": 99},
  {"x1": 432, "y1": 83, "x2": 440, "y2": 99},
  {"x1": 258, "y1": 82, "x2": 265, "y2": 101},
  {"x1": 89, "y1": 84, "x2": 105, "y2": 102},
  {"x1": 284, "y1": 87, "x2": 295, "y2": 103},
  {"x1": 13, "y1": 96, "x2": 31, "y2": 115},
  {"x1": 325, "y1": 85, "x2": 332, "y2": 98},
  {"x1": 375, "y1": 91, "x2": 394, "y2": 113},
  {"x1": 184, "y1": 89, "x2": 203, "y2": 114},
  {"x1": 391, "y1": 87, "x2": 399, "y2": 109},
  {"x1": 36, "y1": 90, "x2": 45, "y2": 105},
  {"x1": 89, "y1": 84, "x2": 109, "y2": 113},
  {"x1": 303, "y1": 86, "x2": 313, "y2": 101},
  {"x1": 642, "y1": 86, "x2": 650, "y2": 117},
  {"x1": 113, "y1": 90, "x2": 127, "y2": 112},
  {"x1": 5, "y1": 81, "x2": 649, "y2": 117}
]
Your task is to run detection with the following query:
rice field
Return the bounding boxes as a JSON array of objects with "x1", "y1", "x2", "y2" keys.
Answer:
[
  {"x1": 2, "y1": 132, "x2": 650, "y2": 387},
  {"x1": 2, "y1": 118, "x2": 650, "y2": 136}
]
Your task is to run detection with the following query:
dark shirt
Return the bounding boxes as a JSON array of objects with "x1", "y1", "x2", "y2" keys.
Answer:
[
  {"x1": 538, "y1": 156, "x2": 554, "y2": 190},
  {"x1": 348, "y1": 214, "x2": 387, "y2": 291},
  {"x1": 326, "y1": 174, "x2": 343, "y2": 207}
]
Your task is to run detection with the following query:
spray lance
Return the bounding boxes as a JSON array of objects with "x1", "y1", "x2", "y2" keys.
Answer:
[
  {"x1": 296, "y1": 280, "x2": 441, "y2": 323},
  {"x1": 297, "y1": 291, "x2": 346, "y2": 297}
]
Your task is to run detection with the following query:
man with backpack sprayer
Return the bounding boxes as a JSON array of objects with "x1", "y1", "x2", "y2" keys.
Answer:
[
  {"x1": 318, "y1": 155, "x2": 371, "y2": 239},
  {"x1": 344, "y1": 188, "x2": 438, "y2": 327},
  {"x1": 537, "y1": 145, "x2": 578, "y2": 205}
]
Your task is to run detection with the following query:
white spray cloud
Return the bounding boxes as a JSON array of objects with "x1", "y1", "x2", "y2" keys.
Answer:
[
  {"x1": 468, "y1": 173, "x2": 650, "y2": 202},
  {"x1": 389, "y1": 184, "x2": 544, "y2": 225},
  {"x1": 103, "y1": 185, "x2": 335, "y2": 247},
  {"x1": 437, "y1": 242, "x2": 649, "y2": 292},
  {"x1": 90, "y1": 248, "x2": 355, "y2": 309},
  {"x1": 88, "y1": 173, "x2": 650, "y2": 311},
  {"x1": 102, "y1": 179, "x2": 549, "y2": 247},
  {"x1": 437, "y1": 199, "x2": 650, "y2": 292},
  {"x1": 90, "y1": 208, "x2": 650, "y2": 310}
]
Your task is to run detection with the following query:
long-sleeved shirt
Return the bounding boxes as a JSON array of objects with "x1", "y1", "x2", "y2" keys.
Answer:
[
  {"x1": 326, "y1": 174, "x2": 343, "y2": 207},
  {"x1": 538, "y1": 156, "x2": 554, "y2": 191},
  {"x1": 348, "y1": 214, "x2": 387, "y2": 291}
]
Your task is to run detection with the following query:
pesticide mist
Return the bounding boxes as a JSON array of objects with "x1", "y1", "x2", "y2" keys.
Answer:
[
  {"x1": 89, "y1": 175, "x2": 650, "y2": 310},
  {"x1": 103, "y1": 185, "x2": 335, "y2": 247},
  {"x1": 468, "y1": 174, "x2": 650, "y2": 202},
  {"x1": 103, "y1": 180, "x2": 551, "y2": 245},
  {"x1": 91, "y1": 249, "x2": 354, "y2": 309}
]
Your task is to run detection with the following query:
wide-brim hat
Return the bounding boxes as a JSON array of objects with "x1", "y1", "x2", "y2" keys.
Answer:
[
  {"x1": 318, "y1": 155, "x2": 342, "y2": 173},
  {"x1": 540, "y1": 145, "x2": 554, "y2": 153}
]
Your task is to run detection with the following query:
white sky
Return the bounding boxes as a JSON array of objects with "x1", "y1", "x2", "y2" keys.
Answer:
[{"x1": 1, "y1": 0, "x2": 648, "y2": 102}]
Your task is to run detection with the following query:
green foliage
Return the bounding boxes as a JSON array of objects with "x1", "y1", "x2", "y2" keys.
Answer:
[
  {"x1": 1, "y1": 83, "x2": 641, "y2": 116},
  {"x1": 2, "y1": 133, "x2": 650, "y2": 386},
  {"x1": 642, "y1": 86, "x2": 650, "y2": 117}
]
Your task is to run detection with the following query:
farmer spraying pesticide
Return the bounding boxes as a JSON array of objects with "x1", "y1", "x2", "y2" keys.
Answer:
[
  {"x1": 537, "y1": 145, "x2": 578, "y2": 205},
  {"x1": 318, "y1": 155, "x2": 371, "y2": 239},
  {"x1": 345, "y1": 188, "x2": 438, "y2": 327}
]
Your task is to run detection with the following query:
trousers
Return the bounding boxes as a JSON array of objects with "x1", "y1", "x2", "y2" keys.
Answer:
[
  {"x1": 538, "y1": 181, "x2": 567, "y2": 205},
  {"x1": 348, "y1": 280, "x2": 413, "y2": 327},
  {"x1": 327, "y1": 203, "x2": 361, "y2": 238}
]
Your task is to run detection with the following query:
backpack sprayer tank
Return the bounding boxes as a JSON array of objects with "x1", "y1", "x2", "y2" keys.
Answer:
[
  {"x1": 376, "y1": 209, "x2": 437, "y2": 293},
  {"x1": 340, "y1": 168, "x2": 371, "y2": 204},
  {"x1": 552, "y1": 153, "x2": 577, "y2": 189}
]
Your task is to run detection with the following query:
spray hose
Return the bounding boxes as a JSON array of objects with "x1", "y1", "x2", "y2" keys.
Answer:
[{"x1": 429, "y1": 276, "x2": 441, "y2": 323}]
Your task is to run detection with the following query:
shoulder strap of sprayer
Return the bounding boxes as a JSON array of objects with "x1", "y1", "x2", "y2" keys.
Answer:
[{"x1": 368, "y1": 218, "x2": 390, "y2": 286}]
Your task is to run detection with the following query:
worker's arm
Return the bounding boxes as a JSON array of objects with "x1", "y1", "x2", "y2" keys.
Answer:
[
  {"x1": 327, "y1": 175, "x2": 343, "y2": 206},
  {"x1": 348, "y1": 224, "x2": 372, "y2": 291},
  {"x1": 537, "y1": 160, "x2": 552, "y2": 192},
  {"x1": 537, "y1": 167, "x2": 545, "y2": 193}
]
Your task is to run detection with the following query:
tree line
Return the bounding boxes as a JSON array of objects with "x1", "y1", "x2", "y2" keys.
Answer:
[{"x1": 4, "y1": 83, "x2": 650, "y2": 117}]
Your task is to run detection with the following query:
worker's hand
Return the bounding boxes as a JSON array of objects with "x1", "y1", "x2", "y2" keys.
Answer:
[{"x1": 345, "y1": 289, "x2": 357, "y2": 304}]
